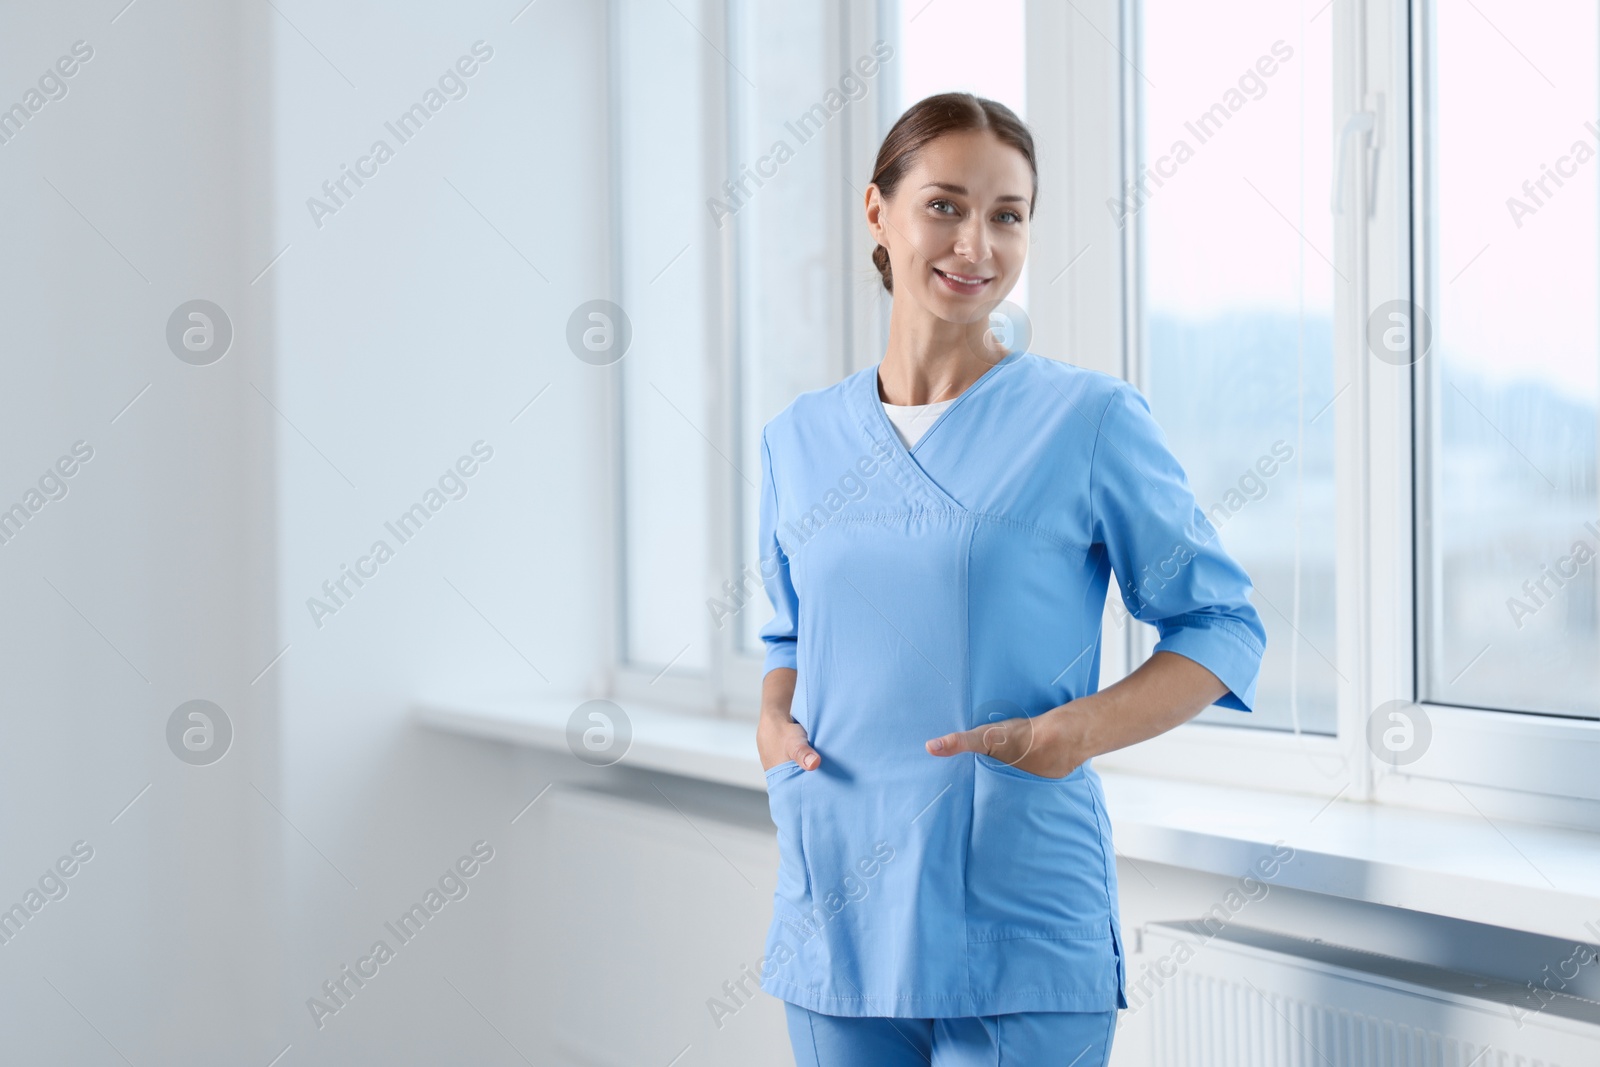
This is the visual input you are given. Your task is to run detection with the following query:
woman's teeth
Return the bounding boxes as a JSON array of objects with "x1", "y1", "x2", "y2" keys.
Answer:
[{"x1": 935, "y1": 267, "x2": 989, "y2": 290}]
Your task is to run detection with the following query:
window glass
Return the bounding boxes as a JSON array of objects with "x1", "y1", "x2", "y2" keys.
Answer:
[
  {"x1": 732, "y1": 1, "x2": 1032, "y2": 657},
  {"x1": 1420, "y1": 0, "x2": 1600, "y2": 718},
  {"x1": 897, "y1": 0, "x2": 1030, "y2": 310},
  {"x1": 731, "y1": 4, "x2": 855, "y2": 656},
  {"x1": 1137, "y1": 0, "x2": 1338, "y2": 733},
  {"x1": 619, "y1": 0, "x2": 711, "y2": 671}
]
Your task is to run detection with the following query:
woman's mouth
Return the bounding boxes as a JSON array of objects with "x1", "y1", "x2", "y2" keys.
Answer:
[{"x1": 932, "y1": 267, "x2": 991, "y2": 295}]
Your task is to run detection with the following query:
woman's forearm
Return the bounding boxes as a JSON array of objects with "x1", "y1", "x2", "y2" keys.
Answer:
[
  {"x1": 761, "y1": 666, "x2": 797, "y2": 721},
  {"x1": 1047, "y1": 650, "x2": 1227, "y2": 766}
]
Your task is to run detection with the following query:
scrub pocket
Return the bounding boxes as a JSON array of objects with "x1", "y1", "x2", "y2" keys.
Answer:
[
  {"x1": 765, "y1": 760, "x2": 810, "y2": 915},
  {"x1": 966, "y1": 754, "x2": 1109, "y2": 936},
  {"x1": 964, "y1": 753, "x2": 1121, "y2": 1006}
]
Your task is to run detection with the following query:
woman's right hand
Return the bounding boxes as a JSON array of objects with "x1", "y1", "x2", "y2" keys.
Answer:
[
  {"x1": 758, "y1": 711, "x2": 821, "y2": 771},
  {"x1": 757, "y1": 667, "x2": 820, "y2": 771}
]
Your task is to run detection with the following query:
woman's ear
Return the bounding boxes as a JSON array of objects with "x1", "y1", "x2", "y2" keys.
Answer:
[{"x1": 863, "y1": 184, "x2": 885, "y2": 246}]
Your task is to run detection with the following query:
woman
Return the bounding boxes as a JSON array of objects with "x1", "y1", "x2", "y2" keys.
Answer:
[{"x1": 754, "y1": 92, "x2": 1266, "y2": 1066}]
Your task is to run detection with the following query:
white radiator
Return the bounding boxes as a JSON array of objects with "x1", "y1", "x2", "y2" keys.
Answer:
[{"x1": 1138, "y1": 921, "x2": 1600, "y2": 1066}]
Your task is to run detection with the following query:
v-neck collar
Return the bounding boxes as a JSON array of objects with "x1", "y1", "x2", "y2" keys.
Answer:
[
  {"x1": 869, "y1": 350, "x2": 1020, "y2": 456},
  {"x1": 854, "y1": 350, "x2": 1023, "y2": 511}
]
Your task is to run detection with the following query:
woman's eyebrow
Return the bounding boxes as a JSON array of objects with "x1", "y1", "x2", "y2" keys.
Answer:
[{"x1": 920, "y1": 180, "x2": 1029, "y2": 204}]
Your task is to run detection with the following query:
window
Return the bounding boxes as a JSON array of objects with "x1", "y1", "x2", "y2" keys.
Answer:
[
  {"x1": 608, "y1": 0, "x2": 1600, "y2": 815},
  {"x1": 612, "y1": 0, "x2": 1029, "y2": 716},
  {"x1": 1416, "y1": 0, "x2": 1600, "y2": 720},
  {"x1": 1094, "y1": 0, "x2": 1600, "y2": 810},
  {"x1": 896, "y1": 0, "x2": 1030, "y2": 309},
  {"x1": 731, "y1": 2, "x2": 853, "y2": 661},
  {"x1": 1133, "y1": 0, "x2": 1338, "y2": 734},
  {"x1": 897, "y1": 0, "x2": 1025, "y2": 112},
  {"x1": 614, "y1": 0, "x2": 713, "y2": 682}
]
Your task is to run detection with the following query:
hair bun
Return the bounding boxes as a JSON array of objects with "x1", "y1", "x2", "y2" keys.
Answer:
[{"x1": 871, "y1": 244, "x2": 894, "y2": 294}]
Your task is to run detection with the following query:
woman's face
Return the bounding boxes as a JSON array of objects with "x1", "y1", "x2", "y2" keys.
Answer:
[{"x1": 866, "y1": 128, "x2": 1033, "y2": 327}]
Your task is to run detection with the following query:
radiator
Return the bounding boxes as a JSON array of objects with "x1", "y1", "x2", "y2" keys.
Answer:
[{"x1": 1137, "y1": 921, "x2": 1600, "y2": 1066}]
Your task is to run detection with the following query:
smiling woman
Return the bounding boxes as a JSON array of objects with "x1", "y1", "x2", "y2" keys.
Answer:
[
  {"x1": 862, "y1": 95, "x2": 1034, "y2": 319},
  {"x1": 752, "y1": 93, "x2": 1265, "y2": 1066}
]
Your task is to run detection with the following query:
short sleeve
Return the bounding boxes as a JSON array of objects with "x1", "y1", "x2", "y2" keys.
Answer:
[
  {"x1": 1089, "y1": 381, "x2": 1267, "y2": 712},
  {"x1": 757, "y1": 429, "x2": 799, "y2": 677}
]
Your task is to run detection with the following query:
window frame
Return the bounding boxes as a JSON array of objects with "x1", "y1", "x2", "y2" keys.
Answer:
[
  {"x1": 1384, "y1": 0, "x2": 1600, "y2": 816},
  {"x1": 1056, "y1": 0, "x2": 1600, "y2": 824},
  {"x1": 604, "y1": 0, "x2": 1600, "y2": 826},
  {"x1": 1046, "y1": 0, "x2": 1363, "y2": 799},
  {"x1": 605, "y1": 0, "x2": 729, "y2": 717},
  {"x1": 606, "y1": 0, "x2": 894, "y2": 720}
]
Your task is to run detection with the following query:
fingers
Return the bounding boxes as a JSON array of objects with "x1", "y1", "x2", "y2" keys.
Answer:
[
  {"x1": 789, "y1": 739, "x2": 821, "y2": 770},
  {"x1": 785, "y1": 723, "x2": 821, "y2": 770},
  {"x1": 759, "y1": 714, "x2": 820, "y2": 771},
  {"x1": 926, "y1": 728, "x2": 976, "y2": 756},
  {"x1": 927, "y1": 724, "x2": 1009, "y2": 756},
  {"x1": 926, "y1": 717, "x2": 1039, "y2": 762}
]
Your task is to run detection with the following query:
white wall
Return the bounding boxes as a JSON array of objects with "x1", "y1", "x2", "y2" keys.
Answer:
[
  {"x1": 1, "y1": 0, "x2": 613, "y2": 1063},
  {"x1": 266, "y1": 0, "x2": 613, "y2": 1063},
  {"x1": 0, "y1": 1, "x2": 279, "y2": 1062}
]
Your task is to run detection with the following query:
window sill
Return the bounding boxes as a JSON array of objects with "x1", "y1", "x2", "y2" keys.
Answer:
[
  {"x1": 1099, "y1": 773, "x2": 1600, "y2": 943},
  {"x1": 414, "y1": 694, "x2": 765, "y2": 789},
  {"x1": 413, "y1": 695, "x2": 1600, "y2": 943}
]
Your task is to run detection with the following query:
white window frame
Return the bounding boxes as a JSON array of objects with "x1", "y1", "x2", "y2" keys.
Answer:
[
  {"x1": 606, "y1": 0, "x2": 894, "y2": 720},
  {"x1": 603, "y1": 0, "x2": 728, "y2": 717},
  {"x1": 1035, "y1": 0, "x2": 1600, "y2": 827},
  {"x1": 1381, "y1": 0, "x2": 1600, "y2": 821},
  {"x1": 604, "y1": 0, "x2": 1600, "y2": 828}
]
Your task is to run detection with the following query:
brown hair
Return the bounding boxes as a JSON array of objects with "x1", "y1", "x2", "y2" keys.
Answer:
[{"x1": 868, "y1": 92, "x2": 1037, "y2": 294}]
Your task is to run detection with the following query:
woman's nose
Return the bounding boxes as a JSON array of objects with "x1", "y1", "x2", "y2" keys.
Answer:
[{"x1": 952, "y1": 217, "x2": 992, "y2": 264}]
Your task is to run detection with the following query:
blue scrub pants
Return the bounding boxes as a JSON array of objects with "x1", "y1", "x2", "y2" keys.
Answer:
[{"x1": 784, "y1": 1003, "x2": 1117, "y2": 1066}]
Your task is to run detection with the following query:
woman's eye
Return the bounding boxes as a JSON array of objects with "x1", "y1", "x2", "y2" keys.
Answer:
[{"x1": 928, "y1": 200, "x2": 1023, "y2": 224}]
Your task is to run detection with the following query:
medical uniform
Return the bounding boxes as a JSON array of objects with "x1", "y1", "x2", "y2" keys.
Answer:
[{"x1": 756, "y1": 351, "x2": 1266, "y2": 1025}]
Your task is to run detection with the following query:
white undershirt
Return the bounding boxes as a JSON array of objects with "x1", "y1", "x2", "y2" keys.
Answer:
[{"x1": 881, "y1": 397, "x2": 955, "y2": 449}]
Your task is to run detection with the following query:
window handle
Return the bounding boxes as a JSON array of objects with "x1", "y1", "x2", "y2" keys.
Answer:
[{"x1": 1332, "y1": 95, "x2": 1383, "y2": 216}]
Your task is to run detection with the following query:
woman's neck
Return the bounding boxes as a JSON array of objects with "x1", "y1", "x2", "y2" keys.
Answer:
[{"x1": 878, "y1": 307, "x2": 996, "y2": 406}]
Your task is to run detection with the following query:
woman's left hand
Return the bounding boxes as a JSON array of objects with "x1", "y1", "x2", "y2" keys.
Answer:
[
  {"x1": 923, "y1": 652, "x2": 1231, "y2": 778},
  {"x1": 924, "y1": 706, "x2": 1086, "y2": 779}
]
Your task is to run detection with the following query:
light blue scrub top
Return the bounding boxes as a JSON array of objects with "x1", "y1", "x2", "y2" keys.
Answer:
[{"x1": 756, "y1": 351, "x2": 1267, "y2": 1019}]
